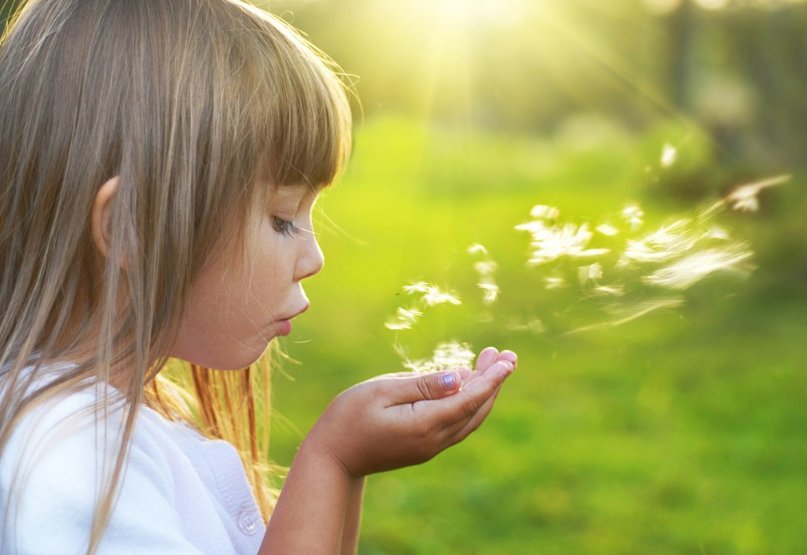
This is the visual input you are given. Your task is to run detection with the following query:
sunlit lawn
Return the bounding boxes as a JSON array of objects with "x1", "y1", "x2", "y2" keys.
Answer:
[{"x1": 270, "y1": 115, "x2": 807, "y2": 555}]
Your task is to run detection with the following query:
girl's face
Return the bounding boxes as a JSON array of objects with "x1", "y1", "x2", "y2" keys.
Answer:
[{"x1": 171, "y1": 185, "x2": 323, "y2": 369}]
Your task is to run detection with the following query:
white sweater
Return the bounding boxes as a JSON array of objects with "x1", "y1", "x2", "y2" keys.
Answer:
[{"x1": 0, "y1": 381, "x2": 266, "y2": 555}]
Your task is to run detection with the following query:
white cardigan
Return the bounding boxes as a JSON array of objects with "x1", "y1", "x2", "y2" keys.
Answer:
[{"x1": 0, "y1": 381, "x2": 266, "y2": 555}]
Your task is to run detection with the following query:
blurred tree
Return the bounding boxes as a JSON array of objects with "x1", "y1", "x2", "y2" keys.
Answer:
[
  {"x1": 663, "y1": 0, "x2": 696, "y2": 112},
  {"x1": 726, "y1": 5, "x2": 807, "y2": 168}
]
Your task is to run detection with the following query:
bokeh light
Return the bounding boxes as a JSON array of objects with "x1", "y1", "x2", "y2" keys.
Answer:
[
  {"x1": 642, "y1": 0, "x2": 684, "y2": 14},
  {"x1": 694, "y1": 0, "x2": 731, "y2": 10}
]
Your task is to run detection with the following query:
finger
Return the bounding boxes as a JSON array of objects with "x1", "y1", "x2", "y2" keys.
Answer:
[
  {"x1": 447, "y1": 357, "x2": 517, "y2": 443},
  {"x1": 463, "y1": 347, "x2": 501, "y2": 386},
  {"x1": 464, "y1": 349, "x2": 513, "y2": 386},
  {"x1": 385, "y1": 370, "x2": 462, "y2": 405},
  {"x1": 438, "y1": 382, "x2": 502, "y2": 442},
  {"x1": 475, "y1": 347, "x2": 499, "y2": 372},
  {"x1": 449, "y1": 367, "x2": 473, "y2": 388},
  {"x1": 420, "y1": 360, "x2": 512, "y2": 427},
  {"x1": 446, "y1": 384, "x2": 502, "y2": 446},
  {"x1": 497, "y1": 350, "x2": 518, "y2": 369},
  {"x1": 370, "y1": 368, "x2": 467, "y2": 381},
  {"x1": 436, "y1": 365, "x2": 473, "y2": 380}
]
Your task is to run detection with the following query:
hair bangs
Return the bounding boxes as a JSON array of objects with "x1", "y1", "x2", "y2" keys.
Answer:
[{"x1": 247, "y1": 12, "x2": 353, "y2": 189}]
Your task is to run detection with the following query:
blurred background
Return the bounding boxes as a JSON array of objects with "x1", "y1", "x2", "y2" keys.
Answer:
[
  {"x1": 253, "y1": 1, "x2": 807, "y2": 554},
  {"x1": 7, "y1": 0, "x2": 806, "y2": 552}
]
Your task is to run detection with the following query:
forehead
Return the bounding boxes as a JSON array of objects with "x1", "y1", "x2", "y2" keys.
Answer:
[
  {"x1": 266, "y1": 182, "x2": 323, "y2": 205},
  {"x1": 255, "y1": 155, "x2": 327, "y2": 201}
]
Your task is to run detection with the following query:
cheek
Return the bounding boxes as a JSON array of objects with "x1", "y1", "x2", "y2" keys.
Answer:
[
  {"x1": 168, "y1": 219, "x2": 296, "y2": 368},
  {"x1": 170, "y1": 254, "x2": 278, "y2": 369},
  {"x1": 200, "y1": 264, "x2": 284, "y2": 327},
  {"x1": 246, "y1": 220, "x2": 294, "y2": 300},
  {"x1": 171, "y1": 291, "x2": 273, "y2": 369}
]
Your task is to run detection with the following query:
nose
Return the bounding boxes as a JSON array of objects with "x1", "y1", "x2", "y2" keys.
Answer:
[{"x1": 295, "y1": 230, "x2": 324, "y2": 281}]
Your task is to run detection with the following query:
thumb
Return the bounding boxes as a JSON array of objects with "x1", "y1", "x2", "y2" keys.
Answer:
[{"x1": 389, "y1": 370, "x2": 461, "y2": 404}]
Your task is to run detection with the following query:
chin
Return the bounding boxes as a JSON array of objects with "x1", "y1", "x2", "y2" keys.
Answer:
[{"x1": 172, "y1": 342, "x2": 270, "y2": 370}]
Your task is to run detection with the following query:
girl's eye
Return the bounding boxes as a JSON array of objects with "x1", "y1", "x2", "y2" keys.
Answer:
[{"x1": 272, "y1": 216, "x2": 301, "y2": 237}]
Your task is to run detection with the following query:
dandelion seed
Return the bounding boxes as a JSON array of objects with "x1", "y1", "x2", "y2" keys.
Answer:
[
  {"x1": 644, "y1": 248, "x2": 754, "y2": 290},
  {"x1": 621, "y1": 219, "x2": 703, "y2": 265},
  {"x1": 660, "y1": 143, "x2": 678, "y2": 168},
  {"x1": 478, "y1": 283, "x2": 500, "y2": 304},
  {"x1": 596, "y1": 224, "x2": 619, "y2": 237},
  {"x1": 729, "y1": 197, "x2": 758, "y2": 213},
  {"x1": 384, "y1": 306, "x2": 423, "y2": 330},
  {"x1": 470, "y1": 248, "x2": 500, "y2": 305},
  {"x1": 385, "y1": 282, "x2": 462, "y2": 333},
  {"x1": 402, "y1": 341, "x2": 476, "y2": 374},
  {"x1": 621, "y1": 204, "x2": 644, "y2": 230},
  {"x1": 704, "y1": 226, "x2": 731, "y2": 241},
  {"x1": 530, "y1": 205, "x2": 560, "y2": 221},
  {"x1": 647, "y1": 220, "x2": 695, "y2": 248},
  {"x1": 516, "y1": 220, "x2": 610, "y2": 266},
  {"x1": 725, "y1": 174, "x2": 790, "y2": 213},
  {"x1": 544, "y1": 276, "x2": 567, "y2": 289},
  {"x1": 593, "y1": 285, "x2": 625, "y2": 297},
  {"x1": 403, "y1": 282, "x2": 461, "y2": 306},
  {"x1": 423, "y1": 289, "x2": 461, "y2": 307},
  {"x1": 398, "y1": 307, "x2": 423, "y2": 320},
  {"x1": 402, "y1": 282, "x2": 430, "y2": 294},
  {"x1": 509, "y1": 318, "x2": 547, "y2": 335},
  {"x1": 474, "y1": 260, "x2": 497, "y2": 276},
  {"x1": 564, "y1": 298, "x2": 684, "y2": 335},
  {"x1": 698, "y1": 200, "x2": 726, "y2": 221},
  {"x1": 606, "y1": 298, "x2": 685, "y2": 326},
  {"x1": 578, "y1": 263, "x2": 603, "y2": 286},
  {"x1": 622, "y1": 240, "x2": 676, "y2": 264},
  {"x1": 518, "y1": 196, "x2": 756, "y2": 335}
]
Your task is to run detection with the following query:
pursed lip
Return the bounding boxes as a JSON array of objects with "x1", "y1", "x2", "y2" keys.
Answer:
[
  {"x1": 287, "y1": 303, "x2": 309, "y2": 320},
  {"x1": 275, "y1": 304, "x2": 310, "y2": 337}
]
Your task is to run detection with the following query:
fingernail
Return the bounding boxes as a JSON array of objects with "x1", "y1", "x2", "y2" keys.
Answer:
[
  {"x1": 442, "y1": 372, "x2": 457, "y2": 390},
  {"x1": 493, "y1": 361, "x2": 512, "y2": 379}
]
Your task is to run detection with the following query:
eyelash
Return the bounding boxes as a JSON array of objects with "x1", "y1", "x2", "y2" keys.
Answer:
[{"x1": 272, "y1": 216, "x2": 301, "y2": 238}]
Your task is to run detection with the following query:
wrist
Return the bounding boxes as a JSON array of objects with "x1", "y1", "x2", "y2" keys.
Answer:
[
  {"x1": 263, "y1": 435, "x2": 363, "y2": 554},
  {"x1": 297, "y1": 433, "x2": 361, "y2": 483}
]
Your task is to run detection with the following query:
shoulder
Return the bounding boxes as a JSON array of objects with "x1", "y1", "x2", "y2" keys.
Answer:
[
  {"x1": 0, "y1": 384, "x2": 208, "y2": 555},
  {"x1": 0, "y1": 384, "x2": 117, "y2": 484},
  {"x1": 1, "y1": 382, "x2": 146, "y2": 481}
]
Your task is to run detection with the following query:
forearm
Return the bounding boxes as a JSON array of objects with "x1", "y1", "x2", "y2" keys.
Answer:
[
  {"x1": 259, "y1": 438, "x2": 359, "y2": 555},
  {"x1": 341, "y1": 476, "x2": 365, "y2": 554},
  {"x1": 258, "y1": 349, "x2": 515, "y2": 554}
]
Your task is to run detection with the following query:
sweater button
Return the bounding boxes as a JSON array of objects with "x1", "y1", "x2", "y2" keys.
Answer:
[{"x1": 237, "y1": 510, "x2": 260, "y2": 535}]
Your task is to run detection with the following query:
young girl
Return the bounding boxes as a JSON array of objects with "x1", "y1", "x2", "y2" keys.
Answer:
[{"x1": 0, "y1": 1, "x2": 517, "y2": 554}]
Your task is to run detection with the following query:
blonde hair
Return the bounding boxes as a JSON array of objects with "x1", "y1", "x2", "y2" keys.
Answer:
[{"x1": 0, "y1": 0, "x2": 351, "y2": 552}]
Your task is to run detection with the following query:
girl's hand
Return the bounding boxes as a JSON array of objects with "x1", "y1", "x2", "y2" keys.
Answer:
[{"x1": 303, "y1": 348, "x2": 517, "y2": 479}]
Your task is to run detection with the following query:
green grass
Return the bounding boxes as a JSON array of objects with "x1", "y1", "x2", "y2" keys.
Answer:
[{"x1": 269, "y1": 115, "x2": 807, "y2": 554}]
